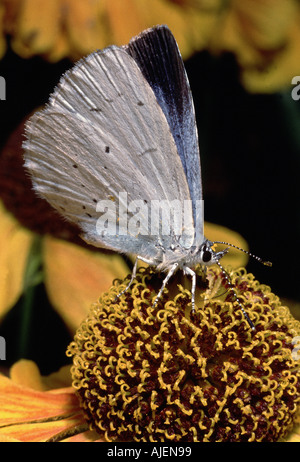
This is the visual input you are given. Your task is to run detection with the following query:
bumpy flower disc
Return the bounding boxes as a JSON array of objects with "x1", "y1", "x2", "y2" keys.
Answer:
[{"x1": 67, "y1": 266, "x2": 300, "y2": 442}]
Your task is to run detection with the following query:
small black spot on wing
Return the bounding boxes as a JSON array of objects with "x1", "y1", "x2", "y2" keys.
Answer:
[{"x1": 90, "y1": 107, "x2": 102, "y2": 112}]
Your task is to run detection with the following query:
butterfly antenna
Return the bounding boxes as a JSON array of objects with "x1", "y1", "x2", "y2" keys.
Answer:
[
  {"x1": 215, "y1": 260, "x2": 255, "y2": 331},
  {"x1": 213, "y1": 241, "x2": 272, "y2": 267}
]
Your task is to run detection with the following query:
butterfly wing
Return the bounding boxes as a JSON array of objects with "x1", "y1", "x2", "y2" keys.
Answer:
[
  {"x1": 24, "y1": 43, "x2": 195, "y2": 258},
  {"x1": 125, "y1": 25, "x2": 204, "y2": 245}
]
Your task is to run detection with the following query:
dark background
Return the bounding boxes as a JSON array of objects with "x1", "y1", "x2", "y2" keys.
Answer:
[{"x1": 0, "y1": 44, "x2": 299, "y2": 373}]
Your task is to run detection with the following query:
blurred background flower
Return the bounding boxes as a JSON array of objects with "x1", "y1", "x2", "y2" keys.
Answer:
[
  {"x1": 1, "y1": 0, "x2": 300, "y2": 92},
  {"x1": 0, "y1": 0, "x2": 221, "y2": 62},
  {"x1": 0, "y1": 0, "x2": 299, "y2": 386}
]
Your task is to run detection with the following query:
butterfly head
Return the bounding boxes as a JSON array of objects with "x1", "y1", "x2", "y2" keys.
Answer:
[
  {"x1": 193, "y1": 239, "x2": 229, "y2": 268},
  {"x1": 185, "y1": 239, "x2": 229, "y2": 266}
]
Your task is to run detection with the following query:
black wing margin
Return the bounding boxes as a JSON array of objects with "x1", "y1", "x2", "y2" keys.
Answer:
[{"x1": 125, "y1": 25, "x2": 202, "y2": 214}]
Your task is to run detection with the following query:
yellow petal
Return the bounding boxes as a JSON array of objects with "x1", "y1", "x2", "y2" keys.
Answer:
[
  {"x1": 65, "y1": 0, "x2": 109, "y2": 57},
  {"x1": 183, "y1": 6, "x2": 220, "y2": 54},
  {"x1": 42, "y1": 364, "x2": 73, "y2": 390},
  {"x1": 11, "y1": 0, "x2": 61, "y2": 57},
  {"x1": 204, "y1": 222, "x2": 249, "y2": 268},
  {"x1": 0, "y1": 200, "x2": 34, "y2": 320},
  {"x1": 0, "y1": 360, "x2": 102, "y2": 442},
  {"x1": 43, "y1": 236, "x2": 130, "y2": 332},
  {"x1": 209, "y1": 0, "x2": 300, "y2": 93},
  {"x1": 236, "y1": 0, "x2": 298, "y2": 50},
  {"x1": 0, "y1": 372, "x2": 79, "y2": 424},
  {"x1": 104, "y1": 0, "x2": 146, "y2": 45},
  {"x1": 44, "y1": 29, "x2": 70, "y2": 62},
  {"x1": 9, "y1": 359, "x2": 72, "y2": 391},
  {"x1": 241, "y1": 21, "x2": 300, "y2": 93},
  {"x1": 10, "y1": 359, "x2": 45, "y2": 391},
  {"x1": 0, "y1": 434, "x2": 20, "y2": 442}
]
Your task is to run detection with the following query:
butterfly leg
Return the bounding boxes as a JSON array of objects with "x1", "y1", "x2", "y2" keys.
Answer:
[
  {"x1": 184, "y1": 267, "x2": 196, "y2": 312},
  {"x1": 115, "y1": 255, "x2": 155, "y2": 301},
  {"x1": 216, "y1": 261, "x2": 255, "y2": 331},
  {"x1": 153, "y1": 262, "x2": 179, "y2": 307}
]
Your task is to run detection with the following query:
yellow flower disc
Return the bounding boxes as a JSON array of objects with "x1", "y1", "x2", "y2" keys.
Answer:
[{"x1": 67, "y1": 266, "x2": 300, "y2": 442}]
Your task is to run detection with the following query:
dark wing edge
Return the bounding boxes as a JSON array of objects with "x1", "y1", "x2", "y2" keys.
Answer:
[{"x1": 125, "y1": 26, "x2": 203, "y2": 219}]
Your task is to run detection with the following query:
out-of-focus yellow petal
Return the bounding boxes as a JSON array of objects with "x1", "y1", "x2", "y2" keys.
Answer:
[
  {"x1": 209, "y1": 0, "x2": 300, "y2": 93},
  {"x1": 0, "y1": 201, "x2": 34, "y2": 320},
  {"x1": 45, "y1": 29, "x2": 70, "y2": 62},
  {"x1": 9, "y1": 360, "x2": 72, "y2": 392},
  {"x1": 11, "y1": 0, "x2": 61, "y2": 58},
  {"x1": 204, "y1": 222, "x2": 249, "y2": 268},
  {"x1": 241, "y1": 21, "x2": 300, "y2": 93},
  {"x1": 182, "y1": 7, "x2": 219, "y2": 55},
  {"x1": 64, "y1": 0, "x2": 109, "y2": 58},
  {"x1": 2, "y1": 0, "x2": 217, "y2": 62},
  {"x1": 236, "y1": 0, "x2": 300, "y2": 93},
  {"x1": 236, "y1": 0, "x2": 297, "y2": 49},
  {"x1": 10, "y1": 359, "x2": 45, "y2": 391},
  {"x1": 104, "y1": 0, "x2": 146, "y2": 46},
  {"x1": 1, "y1": 0, "x2": 22, "y2": 36},
  {"x1": 43, "y1": 236, "x2": 130, "y2": 332},
  {"x1": 42, "y1": 365, "x2": 73, "y2": 390}
]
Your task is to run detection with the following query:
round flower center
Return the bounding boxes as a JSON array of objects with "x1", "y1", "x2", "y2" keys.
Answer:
[{"x1": 67, "y1": 266, "x2": 300, "y2": 442}]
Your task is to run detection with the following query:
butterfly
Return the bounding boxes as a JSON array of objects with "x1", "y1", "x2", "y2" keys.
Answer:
[{"x1": 23, "y1": 25, "x2": 271, "y2": 330}]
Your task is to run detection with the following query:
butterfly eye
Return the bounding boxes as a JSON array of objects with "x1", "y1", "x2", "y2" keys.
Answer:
[{"x1": 202, "y1": 249, "x2": 212, "y2": 263}]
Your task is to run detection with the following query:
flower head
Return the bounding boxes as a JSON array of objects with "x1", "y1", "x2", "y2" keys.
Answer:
[{"x1": 67, "y1": 265, "x2": 300, "y2": 442}]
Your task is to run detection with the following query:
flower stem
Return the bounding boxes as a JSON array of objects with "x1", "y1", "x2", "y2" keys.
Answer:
[{"x1": 18, "y1": 235, "x2": 43, "y2": 357}]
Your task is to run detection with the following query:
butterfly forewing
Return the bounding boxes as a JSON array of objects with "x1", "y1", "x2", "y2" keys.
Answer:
[
  {"x1": 24, "y1": 43, "x2": 196, "y2": 255},
  {"x1": 125, "y1": 25, "x2": 203, "y2": 244}
]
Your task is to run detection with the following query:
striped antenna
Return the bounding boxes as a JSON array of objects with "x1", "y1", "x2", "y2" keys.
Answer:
[{"x1": 213, "y1": 241, "x2": 272, "y2": 267}]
